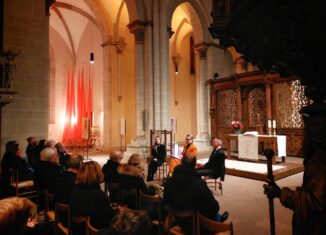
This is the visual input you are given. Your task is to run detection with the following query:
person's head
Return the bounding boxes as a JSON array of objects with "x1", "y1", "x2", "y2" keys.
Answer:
[
  {"x1": 211, "y1": 137, "x2": 222, "y2": 148},
  {"x1": 5, "y1": 141, "x2": 19, "y2": 154},
  {"x1": 181, "y1": 154, "x2": 197, "y2": 169},
  {"x1": 0, "y1": 197, "x2": 37, "y2": 235},
  {"x1": 110, "y1": 151, "x2": 123, "y2": 163},
  {"x1": 45, "y1": 140, "x2": 56, "y2": 148},
  {"x1": 154, "y1": 136, "x2": 161, "y2": 145},
  {"x1": 26, "y1": 137, "x2": 37, "y2": 145},
  {"x1": 76, "y1": 161, "x2": 104, "y2": 185},
  {"x1": 55, "y1": 142, "x2": 65, "y2": 153},
  {"x1": 38, "y1": 139, "x2": 47, "y2": 150},
  {"x1": 128, "y1": 154, "x2": 142, "y2": 168},
  {"x1": 40, "y1": 147, "x2": 59, "y2": 164},
  {"x1": 109, "y1": 209, "x2": 151, "y2": 235},
  {"x1": 67, "y1": 154, "x2": 83, "y2": 170},
  {"x1": 185, "y1": 134, "x2": 194, "y2": 144}
]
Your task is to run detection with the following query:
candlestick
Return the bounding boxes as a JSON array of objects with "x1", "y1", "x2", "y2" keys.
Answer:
[
  {"x1": 268, "y1": 120, "x2": 271, "y2": 128},
  {"x1": 272, "y1": 120, "x2": 276, "y2": 128}
]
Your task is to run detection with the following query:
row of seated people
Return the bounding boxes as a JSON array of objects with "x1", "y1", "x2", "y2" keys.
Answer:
[{"x1": 0, "y1": 196, "x2": 152, "y2": 235}]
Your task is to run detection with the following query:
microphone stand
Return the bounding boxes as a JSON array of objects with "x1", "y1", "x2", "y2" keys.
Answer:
[{"x1": 265, "y1": 149, "x2": 276, "y2": 235}]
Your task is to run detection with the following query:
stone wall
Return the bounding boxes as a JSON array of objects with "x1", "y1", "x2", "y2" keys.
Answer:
[{"x1": 1, "y1": 0, "x2": 49, "y2": 156}]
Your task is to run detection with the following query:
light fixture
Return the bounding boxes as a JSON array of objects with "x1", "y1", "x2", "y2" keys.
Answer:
[
  {"x1": 175, "y1": 65, "x2": 178, "y2": 75},
  {"x1": 90, "y1": 52, "x2": 94, "y2": 64}
]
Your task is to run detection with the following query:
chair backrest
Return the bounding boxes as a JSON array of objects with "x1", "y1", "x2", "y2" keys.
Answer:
[
  {"x1": 87, "y1": 217, "x2": 99, "y2": 235},
  {"x1": 140, "y1": 191, "x2": 161, "y2": 203},
  {"x1": 197, "y1": 211, "x2": 233, "y2": 235},
  {"x1": 168, "y1": 209, "x2": 197, "y2": 235},
  {"x1": 55, "y1": 203, "x2": 71, "y2": 234},
  {"x1": 120, "y1": 188, "x2": 140, "y2": 209},
  {"x1": 9, "y1": 168, "x2": 18, "y2": 184},
  {"x1": 44, "y1": 190, "x2": 55, "y2": 213}
]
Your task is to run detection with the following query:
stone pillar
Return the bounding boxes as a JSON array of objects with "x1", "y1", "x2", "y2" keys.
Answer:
[
  {"x1": 128, "y1": 20, "x2": 147, "y2": 138},
  {"x1": 152, "y1": 0, "x2": 161, "y2": 130},
  {"x1": 159, "y1": 0, "x2": 170, "y2": 130},
  {"x1": 195, "y1": 43, "x2": 210, "y2": 145},
  {"x1": 114, "y1": 41, "x2": 127, "y2": 102}
]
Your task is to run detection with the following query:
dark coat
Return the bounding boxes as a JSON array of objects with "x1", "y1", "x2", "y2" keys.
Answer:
[
  {"x1": 70, "y1": 184, "x2": 114, "y2": 229},
  {"x1": 1, "y1": 152, "x2": 32, "y2": 185},
  {"x1": 151, "y1": 144, "x2": 166, "y2": 166},
  {"x1": 53, "y1": 171, "x2": 76, "y2": 204},
  {"x1": 164, "y1": 165, "x2": 220, "y2": 219},
  {"x1": 204, "y1": 148, "x2": 226, "y2": 180},
  {"x1": 102, "y1": 160, "x2": 120, "y2": 183},
  {"x1": 33, "y1": 161, "x2": 61, "y2": 191},
  {"x1": 280, "y1": 156, "x2": 326, "y2": 235},
  {"x1": 117, "y1": 164, "x2": 155, "y2": 196}
]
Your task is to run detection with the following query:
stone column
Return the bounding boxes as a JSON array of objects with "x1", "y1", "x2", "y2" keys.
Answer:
[
  {"x1": 159, "y1": 0, "x2": 170, "y2": 130},
  {"x1": 114, "y1": 41, "x2": 127, "y2": 102},
  {"x1": 194, "y1": 43, "x2": 211, "y2": 150},
  {"x1": 128, "y1": 20, "x2": 147, "y2": 138}
]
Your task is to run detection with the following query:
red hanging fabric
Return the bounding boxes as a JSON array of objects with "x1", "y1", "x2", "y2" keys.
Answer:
[
  {"x1": 87, "y1": 64, "x2": 93, "y2": 125},
  {"x1": 70, "y1": 68, "x2": 76, "y2": 140},
  {"x1": 62, "y1": 70, "x2": 71, "y2": 144},
  {"x1": 76, "y1": 69, "x2": 82, "y2": 140}
]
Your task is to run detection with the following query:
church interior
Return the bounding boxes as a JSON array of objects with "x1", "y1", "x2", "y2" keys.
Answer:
[{"x1": 0, "y1": 0, "x2": 325, "y2": 235}]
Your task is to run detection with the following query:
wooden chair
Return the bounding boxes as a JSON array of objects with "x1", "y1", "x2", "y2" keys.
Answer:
[
  {"x1": 203, "y1": 176, "x2": 223, "y2": 195},
  {"x1": 9, "y1": 169, "x2": 36, "y2": 198},
  {"x1": 55, "y1": 203, "x2": 70, "y2": 235},
  {"x1": 86, "y1": 217, "x2": 98, "y2": 235},
  {"x1": 196, "y1": 211, "x2": 233, "y2": 235},
  {"x1": 120, "y1": 188, "x2": 140, "y2": 209},
  {"x1": 157, "y1": 162, "x2": 168, "y2": 180},
  {"x1": 44, "y1": 190, "x2": 55, "y2": 222},
  {"x1": 164, "y1": 209, "x2": 197, "y2": 235},
  {"x1": 140, "y1": 191, "x2": 163, "y2": 235}
]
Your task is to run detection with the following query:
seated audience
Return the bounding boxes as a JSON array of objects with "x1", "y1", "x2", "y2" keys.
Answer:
[
  {"x1": 1, "y1": 141, "x2": 33, "y2": 193},
  {"x1": 164, "y1": 154, "x2": 228, "y2": 234},
  {"x1": 196, "y1": 137, "x2": 226, "y2": 181},
  {"x1": 108, "y1": 209, "x2": 151, "y2": 235},
  {"x1": 32, "y1": 139, "x2": 46, "y2": 167},
  {"x1": 70, "y1": 161, "x2": 115, "y2": 232},
  {"x1": 54, "y1": 154, "x2": 83, "y2": 203},
  {"x1": 102, "y1": 150, "x2": 123, "y2": 183},
  {"x1": 55, "y1": 142, "x2": 70, "y2": 170},
  {"x1": 147, "y1": 136, "x2": 166, "y2": 181},
  {"x1": 26, "y1": 137, "x2": 38, "y2": 168},
  {"x1": 0, "y1": 197, "x2": 53, "y2": 235},
  {"x1": 45, "y1": 140, "x2": 56, "y2": 148},
  {"x1": 118, "y1": 154, "x2": 158, "y2": 209},
  {"x1": 33, "y1": 147, "x2": 61, "y2": 192}
]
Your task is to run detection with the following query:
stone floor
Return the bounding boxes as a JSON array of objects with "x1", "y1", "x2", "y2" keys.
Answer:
[{"x1": 91, "y1": 152, "x2": 303, "y2": 235}]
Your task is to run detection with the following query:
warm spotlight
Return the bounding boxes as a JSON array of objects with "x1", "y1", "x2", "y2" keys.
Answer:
[{"x1": 90, "y1": 52, "x2": 94, "y2": 64}]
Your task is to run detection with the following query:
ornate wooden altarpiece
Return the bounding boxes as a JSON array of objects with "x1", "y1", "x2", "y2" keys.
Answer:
[{"x1": 208, "y1": 71, "x2": 307, "y2": 157}]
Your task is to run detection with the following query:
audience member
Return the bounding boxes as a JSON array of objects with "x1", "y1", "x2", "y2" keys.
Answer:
[
  {"x1": 55, "y1": 142, "x2": 70, "y2": 170},
  {"x1": 33, "y1": 147, "x2": 61, "y2": 192},
  {"x1": 45, "y1": 140, "x2": 56, "y2": 148},
  {"x1": 32, "y1": 139, "x2": 46, "y2": 167},
  {"x1": 0, "y1": 197, "x2": 37, "y2": 235},
  {"x1": 70, "y1": 161, "x2": 115, "y2": 233},
  {"x1": 196, "y1": 138, "x2": 226, "y2": 181},
  {"x1": 1, "y1": 141, "x2": 33, "y2": 196},
  {"x1": 26, "y1": 137, "x2": 37, "y2": 167},
  {"x1": 164, "y1": 154, "x2": 228, "y2": 234},
  {"x1": 108, "y1": 209, "x2": 151, "y2": 235},
  {"x1": 117, "y1": 154, "x2": 156, "y2": 202},
  {"x1": 54, "y1": 154, "x2": 83, "y2": 203},
  {"x1": 147, "y1": 136, "x2": 166, "y2": 181},
  {"x1": 102, "y1": 150, "x2": 123, "y2": 183}
]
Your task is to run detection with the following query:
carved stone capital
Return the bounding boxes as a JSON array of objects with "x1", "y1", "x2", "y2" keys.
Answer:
[
  {"x1": 194, "y1": 42, "x2": 209, "y2": 59},
  {"x1": 128, "y1": 20, "x2": 150, "y2": 43}
]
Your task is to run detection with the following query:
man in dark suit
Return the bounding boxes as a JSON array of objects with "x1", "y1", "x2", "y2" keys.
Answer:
[{"x1": 196, "y1": 138, "x2": 226, "y2": 181}]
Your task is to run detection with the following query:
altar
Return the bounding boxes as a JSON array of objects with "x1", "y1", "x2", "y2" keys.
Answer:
[{"x1": 225, "y1": 134, "x2": 287, "y2": 164}]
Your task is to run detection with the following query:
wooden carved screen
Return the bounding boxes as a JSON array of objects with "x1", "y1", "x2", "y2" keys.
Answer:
[
  {"x1": 216, "y1": 89, "x2": 237, "y2": 144},
  {"x1": 248, "y1": 88, "x2": 266, "y2": 129},
  {"x1": 274, "y1": 80, "x2": 307, "y2": 156}
]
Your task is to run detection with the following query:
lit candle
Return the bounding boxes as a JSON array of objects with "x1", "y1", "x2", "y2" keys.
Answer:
[
  {"x1": 273, "y1": 120, "x2": 276, "y2": 128},
  {"x1": 268, "y1": 120, "x2": 271, "y2": 128}
]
